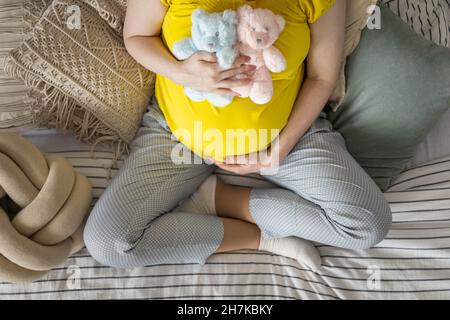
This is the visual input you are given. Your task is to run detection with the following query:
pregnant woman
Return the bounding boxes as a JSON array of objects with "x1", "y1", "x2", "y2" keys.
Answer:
[{"x1": 84, "y1": 0, "x2": 392, "y2": 270}]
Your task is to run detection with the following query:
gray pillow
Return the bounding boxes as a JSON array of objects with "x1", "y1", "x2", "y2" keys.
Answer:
[{"x1": 328, "y1": 3, "x2": 450, "y2": 191}]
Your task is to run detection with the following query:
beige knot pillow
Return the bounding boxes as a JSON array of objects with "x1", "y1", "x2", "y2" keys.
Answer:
[{"x1": 0, "y1": 133, "x2": 92, "y2": 283}]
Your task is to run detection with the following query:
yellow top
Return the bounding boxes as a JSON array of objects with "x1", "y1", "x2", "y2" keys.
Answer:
[{"x1": 157, "y1": 0, "x2": 335, "y2": 160}]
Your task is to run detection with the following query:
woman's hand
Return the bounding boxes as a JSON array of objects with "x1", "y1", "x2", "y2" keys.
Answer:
[
  {"x1": 174, "y1": 52, "x2": 256, "y2": 96},
  {"x1": 213, "y1": 134, "x2": 293, "y2": 175},
  {"x1": 124, "y1": 1, "x2": 255, "y2": 97}
]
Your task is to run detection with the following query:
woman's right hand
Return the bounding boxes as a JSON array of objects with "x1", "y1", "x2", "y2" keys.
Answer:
[{"x1": 173, "y1": 52, "x2": 256, "y2": 96}]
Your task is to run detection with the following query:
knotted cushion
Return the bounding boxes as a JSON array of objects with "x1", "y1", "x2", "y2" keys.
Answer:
[{"x1": 0, "y1": 133, "x2": 92, "y2": 283}]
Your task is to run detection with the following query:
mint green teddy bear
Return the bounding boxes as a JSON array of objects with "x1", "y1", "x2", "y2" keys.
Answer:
[{"x1": 172, "y1": 9, "x2": 238, "y2": 107}]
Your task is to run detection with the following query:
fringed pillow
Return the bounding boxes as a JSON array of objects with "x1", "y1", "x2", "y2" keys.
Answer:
[
  {"x1": 83, "y1": 0, "x2": 127, "y2": 34},
  {"x1": 3, "y1": 0, "x2": 155, "y2": 153},
  {"x1": 0, "y1": 0, "x2": 49, "y2": 131}
]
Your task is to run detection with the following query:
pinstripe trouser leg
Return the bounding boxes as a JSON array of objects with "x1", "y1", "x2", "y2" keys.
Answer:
[
  {"x1": 249, "y1": 114, "x2": 392, "y2": 250},
  {"x1": 84, "y1": 108, "x2": 223, "y2": 268}
]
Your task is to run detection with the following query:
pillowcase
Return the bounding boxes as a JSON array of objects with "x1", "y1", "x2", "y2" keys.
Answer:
[
  {"x1": 330, "y1": 0, "x2": 450, "y2": 110},
  {"x1": 3, "y1": 0, "x2": 155, "y2": 151},
  {"x1": 327, "y1": 3, "x2": 450, "y2": 191},
  {"x1": 381, "y1": 0, "x2": 449, "y2": 48}
]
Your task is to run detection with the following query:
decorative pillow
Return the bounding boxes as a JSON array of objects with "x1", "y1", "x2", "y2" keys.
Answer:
[
  {"x1": 329, "y1": 0, "x2": 378, "y2": 110},
  {"x1": 327, "y1": 3, "x2": 450, "y2": 191},
  {"x1": 3, "y1": 0, "x2": 155, "y2": 151},
  {"x1": 0, "y1": 0, "x2": 46, "y2": 130},
  {"x1": 330, "y1": 0, "x2": 450, "y2": 110},
  {"x1": 381, "y1": 0, "x2": 449, "y2": 48},
  {"x1": 83, "y1": 0, "x2": 127, "y2": 34}
]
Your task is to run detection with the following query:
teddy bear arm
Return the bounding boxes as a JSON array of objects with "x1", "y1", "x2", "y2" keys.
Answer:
[
  {"x1": 263, "y1": 46, "x2": 287, "y2": 73},
  {"x1": 172, "y1": 38, "x2": 198, "y2": 61}
]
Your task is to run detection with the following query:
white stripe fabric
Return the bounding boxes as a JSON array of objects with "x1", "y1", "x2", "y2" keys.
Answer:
[
  {"x1": 445, "y1": 0, "x2": 450, "y2": 47},
  {"x1": 1, "y1": 132, "x2": 450, "y2": 299},
  {"x1": 382, "y1": 0, "x2": 450, "y2": 48}
]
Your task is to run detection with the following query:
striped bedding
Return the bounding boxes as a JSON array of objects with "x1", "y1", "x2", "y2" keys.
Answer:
[
  {"x1": 0, "y1": 0, "x2": 449, "y2": 301},
  {"x1": 1, "y1": 130, "x2": 450, "y2": 299}
]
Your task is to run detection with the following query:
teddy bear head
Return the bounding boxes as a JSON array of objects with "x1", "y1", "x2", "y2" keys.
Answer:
[
  {"x1": 191, "y1": 9, "x2": 237, "y2": 53},
  {"x1": 237, "y1": 5, "x2": 285, "y2": 50}
]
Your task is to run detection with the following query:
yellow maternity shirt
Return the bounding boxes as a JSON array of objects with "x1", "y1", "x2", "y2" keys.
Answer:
[{"x1": 157, "y1": 0, "x2": 335, "y2": 160}]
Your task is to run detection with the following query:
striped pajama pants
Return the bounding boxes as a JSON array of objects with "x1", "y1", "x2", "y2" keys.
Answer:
[{"x1": 84, "y1": 103, "x2": 392, "y2": 268}]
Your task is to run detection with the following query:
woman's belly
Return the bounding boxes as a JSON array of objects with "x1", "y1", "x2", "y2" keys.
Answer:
[
  {"x1": 155, "y1": 69, "x2": 303, "y2": 161},
  {"x1": 157, "y1": 0, "x2": 313, "y2": 161}
]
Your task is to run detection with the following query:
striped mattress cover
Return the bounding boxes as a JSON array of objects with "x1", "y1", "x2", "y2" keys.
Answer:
[{"x1": 0, "y1": 129, "x2": 450, "y2": 299}]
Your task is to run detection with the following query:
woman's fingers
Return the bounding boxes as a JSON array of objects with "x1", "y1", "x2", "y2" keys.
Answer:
[
  {"x1": 187, "y1": 53, "x2": 255, "y2": 93},
  {"x1": 232, "y1": 55, "x2": 251, "y2": 67},
  {"x1": 216, "y1": 163, "x2": 258, "y2": 175},
  {"x1": 212, "y1": 88, "x2": 241, "y2": 97},
  {"x1": 219, "y1": 64, "x2": 256, "y2": 81}
]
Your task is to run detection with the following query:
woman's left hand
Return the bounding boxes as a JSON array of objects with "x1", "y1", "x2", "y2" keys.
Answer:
[{"x1": 213, "y1": 136, "x2": 291, "y2": 175}]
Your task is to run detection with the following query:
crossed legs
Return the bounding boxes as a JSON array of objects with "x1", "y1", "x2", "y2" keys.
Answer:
[{"x1": 84, "y1": 111, "x2": 392, "y2": 269}]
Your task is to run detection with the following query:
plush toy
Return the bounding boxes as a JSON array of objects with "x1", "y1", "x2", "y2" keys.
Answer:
[
  {"x1": 233, "y1": 5, "x2": 287, "y2": 105},
  {"x1": 172, "y1": 9, "x2": 238, "y2": 107}
]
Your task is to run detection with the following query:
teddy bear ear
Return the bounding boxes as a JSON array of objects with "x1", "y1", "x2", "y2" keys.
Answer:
[
  {"x1": 222, "y1": 10, "x2": 236, "y2": 25},
  {"x1": 275, "y1": 15, "x2": 286, "y2": 33},
  {"x1": 237, "y1": 5, "x2": 252, "y2": 20},
  {"x1": 192, "y1": 9, "x2": 207, "y2": 22}
]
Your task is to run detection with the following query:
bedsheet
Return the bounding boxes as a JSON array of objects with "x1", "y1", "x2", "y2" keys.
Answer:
[{"x1": 0, "y1": 129, "x2": 450, "y2": 299}]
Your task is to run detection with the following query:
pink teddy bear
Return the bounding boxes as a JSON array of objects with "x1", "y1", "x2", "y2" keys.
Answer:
[{"x1": 233, "y1": 5, "x2": 287, "y2": 105}]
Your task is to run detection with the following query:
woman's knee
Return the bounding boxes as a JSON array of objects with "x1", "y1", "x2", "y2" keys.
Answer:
[
  {"x1": 84, "y1": 207, "x2": 215, "y2": 267},
  {"x1": 340, "y1": 197, "x2": 392, "y2": 250},
  {"x1": 83, "y1": 206, "x2": 135, "y2": 267}
]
